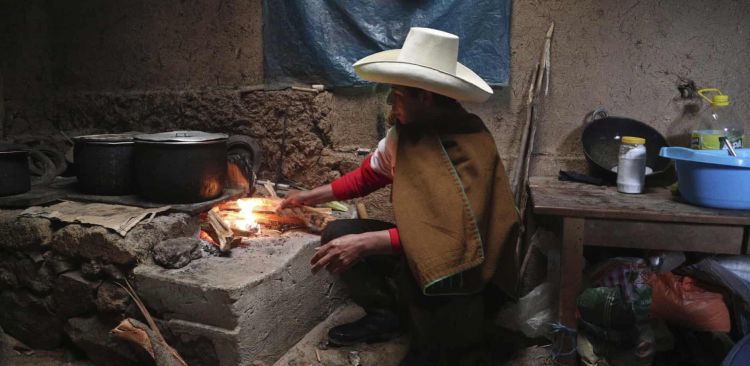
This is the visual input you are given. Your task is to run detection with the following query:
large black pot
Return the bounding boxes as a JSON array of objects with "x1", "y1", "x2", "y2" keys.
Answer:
[
  {"x1": 134, "y1": 131, "x2": 228, "y2": 203},
  {"x1": 582, "y1": 109, "x2": 671, "y2": 182},
  {"x1": 0, "y1": 144, "x2": 30, "y2": 196},
  {"x1": 74, "y1": 133, "x2": 137, "y2": 195}
]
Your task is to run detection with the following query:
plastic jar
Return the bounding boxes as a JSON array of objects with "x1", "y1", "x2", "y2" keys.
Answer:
[
  {"x1": 617, "y1": 136, "x2": 647, "y2": 194},
  {"x1": 691, "y1": 88, "x2": 745, "y2": 150}
]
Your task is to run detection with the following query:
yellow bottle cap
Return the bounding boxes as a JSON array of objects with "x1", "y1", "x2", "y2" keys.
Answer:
[
  {"x1": 712, "y1": 94, "x2": 729, "y2": 106},
  {"x1": 698, "y1": 88, "x2": 730, "y2": 106},
  {"x1": 622, "y1": 136, "x2": 646, "y2": 145}
]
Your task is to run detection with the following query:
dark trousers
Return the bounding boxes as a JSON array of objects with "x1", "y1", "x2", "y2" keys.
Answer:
[{"x1": 321, "y1": 219, "x2": 487, "y2": 363}]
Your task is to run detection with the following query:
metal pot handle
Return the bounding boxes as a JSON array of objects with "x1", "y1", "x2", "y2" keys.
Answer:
[
  {"x1": 584, "y1": 108, "x2": 608, "y2": 125},
  {"x1": 28, "y1": 149, "x2": 57, "y2": 187}
]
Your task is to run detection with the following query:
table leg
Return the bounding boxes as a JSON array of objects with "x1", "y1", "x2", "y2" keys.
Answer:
[{"x1": 557, "y1": 217, "x2": 584, "y2": 366}]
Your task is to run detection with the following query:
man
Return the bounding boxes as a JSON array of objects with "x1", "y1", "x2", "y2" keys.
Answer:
[{"x1": 280, "y1": 27, "x2": 518, "y2": 365}]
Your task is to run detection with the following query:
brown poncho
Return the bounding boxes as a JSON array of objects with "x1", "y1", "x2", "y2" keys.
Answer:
[{"x1": 392, "y1": 108, "x2": 519, "y2": 296}]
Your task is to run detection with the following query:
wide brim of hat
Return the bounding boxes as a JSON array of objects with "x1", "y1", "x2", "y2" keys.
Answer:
[{"x1": 353, "y1": 49, "x2": 493, "y2": 103}]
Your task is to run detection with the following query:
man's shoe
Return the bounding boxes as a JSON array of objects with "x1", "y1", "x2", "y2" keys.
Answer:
[{"x1": 328, "y1": 309, "x2": 401, "y2": 346}]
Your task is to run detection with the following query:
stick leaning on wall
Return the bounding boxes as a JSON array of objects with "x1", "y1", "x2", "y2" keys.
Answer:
[{"x1": 514, "y1": 22, "x2": 554, "y2": 294}]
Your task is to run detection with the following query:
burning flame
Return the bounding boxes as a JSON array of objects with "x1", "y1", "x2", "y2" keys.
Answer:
[{"x1": 234, "y1": 198, "x2": 262, "y2": 234}]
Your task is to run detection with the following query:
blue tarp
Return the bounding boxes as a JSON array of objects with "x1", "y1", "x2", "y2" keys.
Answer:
[{"x1": 262, "y1": 0, "x2": 511, "y2": 89}]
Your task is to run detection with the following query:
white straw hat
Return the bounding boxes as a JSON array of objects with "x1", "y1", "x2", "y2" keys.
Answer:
[{"x1": 353, "y1": 27, "x2": 493, "y2": 103}]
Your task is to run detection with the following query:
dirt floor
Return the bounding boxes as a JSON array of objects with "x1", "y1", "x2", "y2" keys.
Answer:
[
  {"x1": 4, "y1": 350, "x2": 94, "y2": 366},
  {"x1": 2, "y1": 303, "x2": 555, "y2": 366},
  {"x1": 274, "y1": 303, "x2": 555, "y2": 366}
]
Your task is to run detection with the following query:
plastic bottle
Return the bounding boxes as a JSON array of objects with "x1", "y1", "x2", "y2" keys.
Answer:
[
  {"x1": 666, "y1": 90, "x2": 703, "y2": 148},
  {"x1": 617, "y1": 136, "x2": 647, "y2": 194},
  {"x1": 691, "y1": 88, "x2": 745, "y2": 150}
]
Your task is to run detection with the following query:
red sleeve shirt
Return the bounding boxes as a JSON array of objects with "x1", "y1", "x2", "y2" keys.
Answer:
[{"x1": 330, "y1": 155, "x2": 402, "y2": 254}]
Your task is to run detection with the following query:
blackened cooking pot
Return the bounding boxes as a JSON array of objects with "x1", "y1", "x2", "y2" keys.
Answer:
[
  {"x1": 74, "y1": 133, "x2": 137, "y2": 195},
  {"x1": 0, "y1": 144, "x2": 30, "y2": 196},
  {"x1": 134, "y1": 131, "x2": 228, "y2": 203},
  {"x1": 582, "y1": 109, "x2": 671, "y2": 182}
]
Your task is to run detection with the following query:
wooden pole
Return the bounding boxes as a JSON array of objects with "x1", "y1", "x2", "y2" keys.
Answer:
[{"x1": 515, "y1": 23, "x2": 555, "y2": 292}]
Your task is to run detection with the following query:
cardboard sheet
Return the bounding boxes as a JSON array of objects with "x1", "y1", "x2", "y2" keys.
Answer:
[{"x1": 22, "y1": 201, "x2": 170, "y2": 236}]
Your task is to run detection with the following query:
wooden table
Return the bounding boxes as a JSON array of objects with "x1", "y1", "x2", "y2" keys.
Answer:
[{"x1": 528, "y1": 177, "x2": 750, "y2": 365}]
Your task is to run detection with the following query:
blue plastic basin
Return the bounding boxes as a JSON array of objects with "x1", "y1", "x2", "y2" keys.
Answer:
[{"x1": 660, "y1": 147, "x2": 750, "y2": 210}]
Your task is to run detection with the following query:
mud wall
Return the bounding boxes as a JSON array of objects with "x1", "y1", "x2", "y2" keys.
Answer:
[{"x1": 2, "y1": 0, "x2": 750, "y2": 221}]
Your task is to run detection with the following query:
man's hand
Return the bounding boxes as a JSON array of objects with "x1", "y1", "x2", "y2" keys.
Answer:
[
  {"x1": 311, "y1": 230, "x2": 392, "y2": 275},
  {"x1": 278, "y1": 184, "x2": 335, "y2": 210},
  {"x1": 278, "y1": 190, "x2": 310, "y2": 209}
]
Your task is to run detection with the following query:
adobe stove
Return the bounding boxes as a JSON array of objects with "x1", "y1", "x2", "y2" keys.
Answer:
[{"x1": 0, "y1": 131, "x2": 348, "y2": 366}]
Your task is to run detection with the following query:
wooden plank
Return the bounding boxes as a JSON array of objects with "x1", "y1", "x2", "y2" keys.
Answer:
[
  {"x1": 584, "y1": 219, "x2": 744, "y2": 254},
  {"x1": 558, "y1": 217, "x2": 583, "y2": 366},
  {"x1": 529, "y1": 176, "x2": 750, "y2": 226}
]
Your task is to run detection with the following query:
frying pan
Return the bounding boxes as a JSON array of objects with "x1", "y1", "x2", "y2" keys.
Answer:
[{"x1": 582, "y1": 109, "x2": 671, "y2": 182}]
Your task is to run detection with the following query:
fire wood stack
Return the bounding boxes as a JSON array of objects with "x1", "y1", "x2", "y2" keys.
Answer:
[{"x1": 201, "y1": 194, "x2": 336, "y2": 253}]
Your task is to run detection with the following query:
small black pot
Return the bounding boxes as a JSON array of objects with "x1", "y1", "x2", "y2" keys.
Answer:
[
  {"x1": 134, "y1": 131, "x2": 228, "y2": 203},
  {"x1": 74, "y1": 133, "x2": 137, "y2": 195},
  {"x1": 0, "y1": 144, "x2": 30, "y2": 196},
  {"x1": 582, "y1": 109, "x2": 671, "y2": 182}
]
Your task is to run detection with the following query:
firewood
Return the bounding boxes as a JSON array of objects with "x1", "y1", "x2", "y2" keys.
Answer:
[
  {"x1": 277, "y1": 206, "x2": 335, "y2": 233},
  {"x1": 113, "y1": 318, "x2": 186, "y2": 366},
  {"x1": 263, "y1": 181, "x2": 279, "y2": 199},
  {"x1": 356, "y1": 202, "x2": 368, "y2": 219},
  {"x1": 207, "y1": 208, "x2": 235, "y2": 253},
  {"x1": 112, "y1": 281, "x2": 188, "y2": 366},
  {"x1": 215, "y1": 197, "x2": 335, "y2": 234},
  {"x1": 255, "y1": 212, "x2": 307, "y2": 225},
  {"x1": 217, "y1": 198, "x2": 280, "y2": 212}
]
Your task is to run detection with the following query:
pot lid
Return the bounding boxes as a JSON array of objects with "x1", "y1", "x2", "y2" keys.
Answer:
[
  {"x1": 0, "y1": 143, "x2": 29, "y2": 153},
  {"x1": 74, "y1": 132, "x2": 139, "y2": 143},
  {"x1": 135, "y1": 130, "x2": 228, "y2": 143}
]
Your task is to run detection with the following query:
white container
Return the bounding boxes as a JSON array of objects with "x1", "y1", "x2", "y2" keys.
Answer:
[{"x1": 617, "y1": 136, "x2": 647, "y2": 194}]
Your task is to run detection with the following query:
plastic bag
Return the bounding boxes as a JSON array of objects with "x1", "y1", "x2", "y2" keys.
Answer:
[
  {"x1": 646, "y1": 272, "x2": 730, "y2": 332},
  {"x1": 716, "y1": 256, "x2": 750, "y2": 284},
  {"x1": 680, "y1": 257, "x2": 750, "y2": 337},
  {"x1": 496, "y1": 282, "x2": 555, "y2": 339},
  {"x1": 578, "y1": 258, "x2": 655, "y2": 365},
  {"x1": 585, "y1": 257, "x2": 653, "y2": 323}
]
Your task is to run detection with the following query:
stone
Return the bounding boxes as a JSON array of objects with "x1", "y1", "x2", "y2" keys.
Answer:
[
  {"x1": 0, "y1": 265, "x2": 18, "y2": 289},
  {"x1": 51, "y1": 213, "x2": 199, "y2": 265},
  {"x1": 134, "y1": 232, "x2": 346, "y2": 366},
  {"x1": 0, "y1": 210, "x2": 53, "y2": 250},
  {"x1": 44, "y1": 252, "x2": 78, "y2": 275},
  {"x1": 158, "y1": 320, "x2": 221, "y2": 366},
  {"x1": 0, "y1": 255, "x2": 18, "y2": 289},
  {"x1": 0, "y1": 290, "x2": 64, "y2": 349},
  {"x1": 28, "y1": 264, "x2": 55, "y2": 295},
  {"x1": 0, "y1": 253, "x2": 54, "y2": 295},
  {"x1": 152, "y1": 237, "x2": 203, "y2": 269},
  {"x1": 80, "y1": 260, "x2": 104, "y2": 280},
  {"x1": 95, "y1": 281, "x2": 131, "y2": 314},
  {"x1": 65, "y1": 316, "x2": 153, "y2": 366},
  {"x1": 54, "y1": 271, "x2": 100, "y2": 319},
  {"x1": 102, "y1": 264, "x2": 126, "y2": 281}
]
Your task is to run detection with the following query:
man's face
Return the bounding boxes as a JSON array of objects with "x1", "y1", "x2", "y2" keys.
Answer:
[{"x1": 387, "y1": 85, "x2": 427, "y2": 125}]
